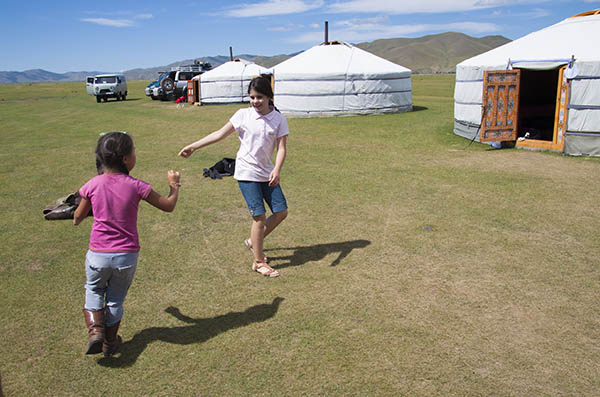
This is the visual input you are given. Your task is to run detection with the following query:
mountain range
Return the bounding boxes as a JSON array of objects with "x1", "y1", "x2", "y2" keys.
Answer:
[{"x1": 0, "y1": 32, "x2": 510, "y2": 84}]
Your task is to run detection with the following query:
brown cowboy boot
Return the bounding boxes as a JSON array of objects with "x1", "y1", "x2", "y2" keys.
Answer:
[
  {"x1": 102, "y1": 322, "x2": 122, "y2": 358},
  {"x1": 83, "y1": 309, "x2": 105, "y2": 354}
]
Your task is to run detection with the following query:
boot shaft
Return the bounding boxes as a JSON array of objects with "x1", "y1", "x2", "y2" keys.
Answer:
[
  {"x1": 83, "y1": 309, "x2": 105, "y2": 335},
  {"x1": 83, "y1": 309, "x2": 105, "y2": 355},
  {"x1": 102, "y1": 321, "x2": 121, "y2": 357}
]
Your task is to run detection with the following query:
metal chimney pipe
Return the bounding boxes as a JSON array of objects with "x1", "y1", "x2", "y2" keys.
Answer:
[
  {"x1": 325, "y1": 21, "x2": 328, "y2": 44},
  {"x1": 230, "y1": 47, "x2": 233, "y2": 61}
]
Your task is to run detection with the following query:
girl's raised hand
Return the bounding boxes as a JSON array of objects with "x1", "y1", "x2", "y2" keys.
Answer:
[{"x1": 168, "y1": 170, "x2": 181, "y2": 186}]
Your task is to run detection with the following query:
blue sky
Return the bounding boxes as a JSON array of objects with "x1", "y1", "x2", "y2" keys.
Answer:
[{"x1": 1, "y1": 0, "x2": 599, "y2": 73}]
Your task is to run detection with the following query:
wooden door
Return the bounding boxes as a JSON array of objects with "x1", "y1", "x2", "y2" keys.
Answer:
[
  {"x1": 187, "y1": 80, "x2": 196, "y2": 104},
  {"x1": 552, "y1": 66, "x2": 569, "y2": 149},
  {"x1": 481, "y1": 70, "x2": 521, "y2": 142}
]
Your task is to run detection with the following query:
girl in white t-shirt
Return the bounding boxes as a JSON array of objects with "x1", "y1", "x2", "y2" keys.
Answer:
[{"x1": 179, "y1": 77, "x2": 288, "y2": 278}]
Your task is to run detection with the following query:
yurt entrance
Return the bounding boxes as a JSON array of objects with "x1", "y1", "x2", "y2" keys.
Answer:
[{"x1": 480, "y1": 65, "x2": 569, "y2": 151}]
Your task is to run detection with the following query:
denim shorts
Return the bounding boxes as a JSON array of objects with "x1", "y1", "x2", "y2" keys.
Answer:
[{"x1": 238, "y1": 181, "x2": 288, "y2": 217}]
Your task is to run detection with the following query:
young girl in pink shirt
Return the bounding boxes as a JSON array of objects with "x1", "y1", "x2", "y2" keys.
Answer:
[
  {"x1": 179, "y1": 76, "x2": 288, "y2": 278},
  {"x1": 74, "y1": 131, "x2": 181, "y2": 357}
]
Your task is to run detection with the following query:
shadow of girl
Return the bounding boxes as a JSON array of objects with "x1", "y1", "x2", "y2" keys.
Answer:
[
  {"x1": 266, "y1": 239, "x2": 371, "y2": 269},
  {"x1": 98, "y1": 297, "x2": 284, "y2": 368}
]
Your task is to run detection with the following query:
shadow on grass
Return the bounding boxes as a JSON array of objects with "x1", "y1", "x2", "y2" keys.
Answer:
[
  {"x1": 266, "y1": 240, "x2": 371, "y2": 269},
  {"x1": 412, "y1": 105, "x2": 428, "y2": 112},
  {"x1": 97, "y1": 297, "x2": 284, "y2": 368}
]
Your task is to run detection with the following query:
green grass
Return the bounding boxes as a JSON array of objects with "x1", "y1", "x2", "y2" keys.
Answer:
[{"x1": 1, "y1": 76, "x2": 599, "y2": 396}]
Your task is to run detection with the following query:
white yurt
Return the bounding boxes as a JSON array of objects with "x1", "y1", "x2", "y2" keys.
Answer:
[
  {"x1": 194, "y1": 59, "x2": 269, "y2": 103},
  {"x1": 454, "y1": 10, "x2": 600, "y2": 156},
  {"x1": 272, "y1": 41, "x2": 412, "y2": 117}
]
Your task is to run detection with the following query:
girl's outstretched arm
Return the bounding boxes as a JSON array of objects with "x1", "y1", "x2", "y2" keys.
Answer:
[
  {"x1": 73, "y1": 197, "x2": 91, "y2": 225},
  {"x1": 178, "y1": 121, "x2": 235, "y2": 158},
  {"x1": 145, "y1": 170, "x2": 180, "y2": 212},
  {"x1": 269, "y1": 135, "x2": 287, "y2": 187}
]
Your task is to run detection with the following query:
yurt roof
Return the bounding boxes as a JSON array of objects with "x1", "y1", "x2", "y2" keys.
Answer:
[
  {"x1": 193, "y1": 59, "x2": 268, "y2": 80},
  {"x1": 459, "y1": 11, "x2": 600, "y2": 67},
  {"x1": 273, "y1": 42, "x2": 411, "y2": 80}
]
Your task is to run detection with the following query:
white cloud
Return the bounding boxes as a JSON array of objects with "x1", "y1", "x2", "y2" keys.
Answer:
[
  {"x1": 518, "y1": 8, "x2": 551, "y2": 18},
  {"x1": 326, "y1": 0, "x2": 546, "y2": 14},
  {"x1": 337, "y1": 16, "x2": 390, "y2": 27},
  {"x1": 80, "y1": 11, "x2": 152, "y2": 27},
  {"x1": 81, "y1": 18, "x2": 136, "y2": 27},
  {"x1": 224, "y1": 0, "x2": 324, "y2": 17},
  {"x1": 268, "y1": 23, "x2": 305, "y2": 32},
  {"x1": 290, "y1": 21, "x2": 500, "y2": 43}
]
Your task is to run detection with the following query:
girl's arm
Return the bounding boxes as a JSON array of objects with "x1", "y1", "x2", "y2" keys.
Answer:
[
  {"x1": 145, "y1": 170, "x2": 180, "y2": 212},
  {"x1": 269, "y1": 135, "x2": 287, "y2": 187},
  {"x1": 178, "y1": 121, "x2": 235, "y2": 158},
  {"x1": 73, "y1": 197, "x2": 91, "y2": 225}
]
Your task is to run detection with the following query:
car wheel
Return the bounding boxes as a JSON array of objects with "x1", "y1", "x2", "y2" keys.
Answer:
[
  {"x1": 116, "y1": 95, "x2": 120, "y2": 101},
  {"x1": 160, "y1": 78, "x2": 174, "y2": 93},
  {"x1": 96, "y1": 96, "x2": 101, "y2": 103},
  {"x1": 122, "y1": 94, "x2": 127, "y2": 101}
]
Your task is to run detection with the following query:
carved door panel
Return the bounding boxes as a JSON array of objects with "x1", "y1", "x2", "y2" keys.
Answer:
[
  {"x1": 553, "y1": 66, "x2": 569, "y2": 149},
  {"x1": 481, "y1": 70, "x2": 520, "y2": 142}
]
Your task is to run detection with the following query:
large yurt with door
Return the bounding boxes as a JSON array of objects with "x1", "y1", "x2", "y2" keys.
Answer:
[
  {"x1": 193, "y1": 58, "x2": 269, "y2": 104},
  {"x1": 454, "y1": 9, "x2": 600, "y2": 156},
  {"x1": 272, "y1": 41, "x2": 412, "y2": 117}
]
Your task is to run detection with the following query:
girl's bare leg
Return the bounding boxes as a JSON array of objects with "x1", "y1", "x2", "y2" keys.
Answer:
[
  {"x1": 251, "y1": 215, "x2": 267, "y2": 263},
  {"x1": 250, "y1": 210, "x2": 287, "y2": 263},
  {"x1": 263, "y1": 209, "x2": 288, "y2": 238}
]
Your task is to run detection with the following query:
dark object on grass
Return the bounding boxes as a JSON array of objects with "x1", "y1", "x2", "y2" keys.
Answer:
[
  {"x1": 43, "y1": 191, "x2": 92, "y2": 220},
  {"x1": 203, "y1": 157, "x2": 235, "y2": 179}
]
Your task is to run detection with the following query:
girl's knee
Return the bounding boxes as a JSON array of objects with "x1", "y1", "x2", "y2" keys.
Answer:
[
  {"x1": 252, "y1": 214, "x2": 267, "y2": 223},
  {"x1": 277, "y1": 209, "x2": 288, "y2": 220}
]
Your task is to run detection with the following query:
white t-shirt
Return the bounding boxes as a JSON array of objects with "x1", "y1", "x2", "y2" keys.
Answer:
[{"x1": 230, "y1": 107, "x2": 289, "y2": 182}]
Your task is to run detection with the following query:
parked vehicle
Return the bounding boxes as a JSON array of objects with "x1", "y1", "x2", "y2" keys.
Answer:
[
  {"x1": 86, "y1": 74, "x2": 127, "y2": 103},
  {"x1": 144, "y1": 72, "x2": 169, "y2": 100},
  {"x1": 145, "y1": 61, "x2": 211, "y2": 101}
]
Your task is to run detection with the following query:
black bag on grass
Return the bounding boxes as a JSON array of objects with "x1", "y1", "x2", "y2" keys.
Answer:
[{"x1": 203, "y1": 157, "x2": 235, "y2": 179}]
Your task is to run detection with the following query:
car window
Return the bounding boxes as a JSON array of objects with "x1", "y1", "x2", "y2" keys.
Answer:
[
  {"x1": 95, "y1": 76, "x2": 116, "y2": 84},
  {"x1": 179, "y1": 72, "x2": 192, "y2": 81}
]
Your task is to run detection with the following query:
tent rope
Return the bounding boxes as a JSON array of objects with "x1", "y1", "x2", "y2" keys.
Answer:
[{"x1": 465, "y1": 104, "x2": 487, "y2": 148}]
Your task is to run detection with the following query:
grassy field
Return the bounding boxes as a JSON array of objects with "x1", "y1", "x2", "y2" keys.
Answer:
[{"x1": 1, "y1": 76, "x2": 599, "y2": 396}]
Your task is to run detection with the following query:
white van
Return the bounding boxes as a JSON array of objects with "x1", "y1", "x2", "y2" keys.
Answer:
[{"x1": 86, "y1": 74, "x2": 127, "y2": 103}]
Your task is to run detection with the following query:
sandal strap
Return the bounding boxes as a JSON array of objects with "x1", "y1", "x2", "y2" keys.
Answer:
[{"x1": 253, "y1": 262, "x2": 279, "y2": 277}]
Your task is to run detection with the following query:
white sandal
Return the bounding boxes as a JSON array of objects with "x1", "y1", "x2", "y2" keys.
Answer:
[{"x1": 252, "y1": 261, "x2": 280, "y2": 278}]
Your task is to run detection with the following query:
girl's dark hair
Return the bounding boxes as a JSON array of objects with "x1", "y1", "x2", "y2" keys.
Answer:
[
  {"x1": 248, "y1": 76, "x2": 279, "y2": 112},
  {"x1": 95, "y1": 132, "x2": 133, "y2": 175}
]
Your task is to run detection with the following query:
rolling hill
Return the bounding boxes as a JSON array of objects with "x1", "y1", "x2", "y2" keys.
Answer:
[{"x1": 0, "y1": 32, "x2": 510, "y2": 83}]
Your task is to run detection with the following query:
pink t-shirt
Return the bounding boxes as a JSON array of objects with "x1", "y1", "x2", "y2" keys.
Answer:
[
  {"x1": 230, "y1": 107, "x2": 289, "y2": 182},
  {"x1": 79, "y1": 173, "x2": 152, "y2": 253}
]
